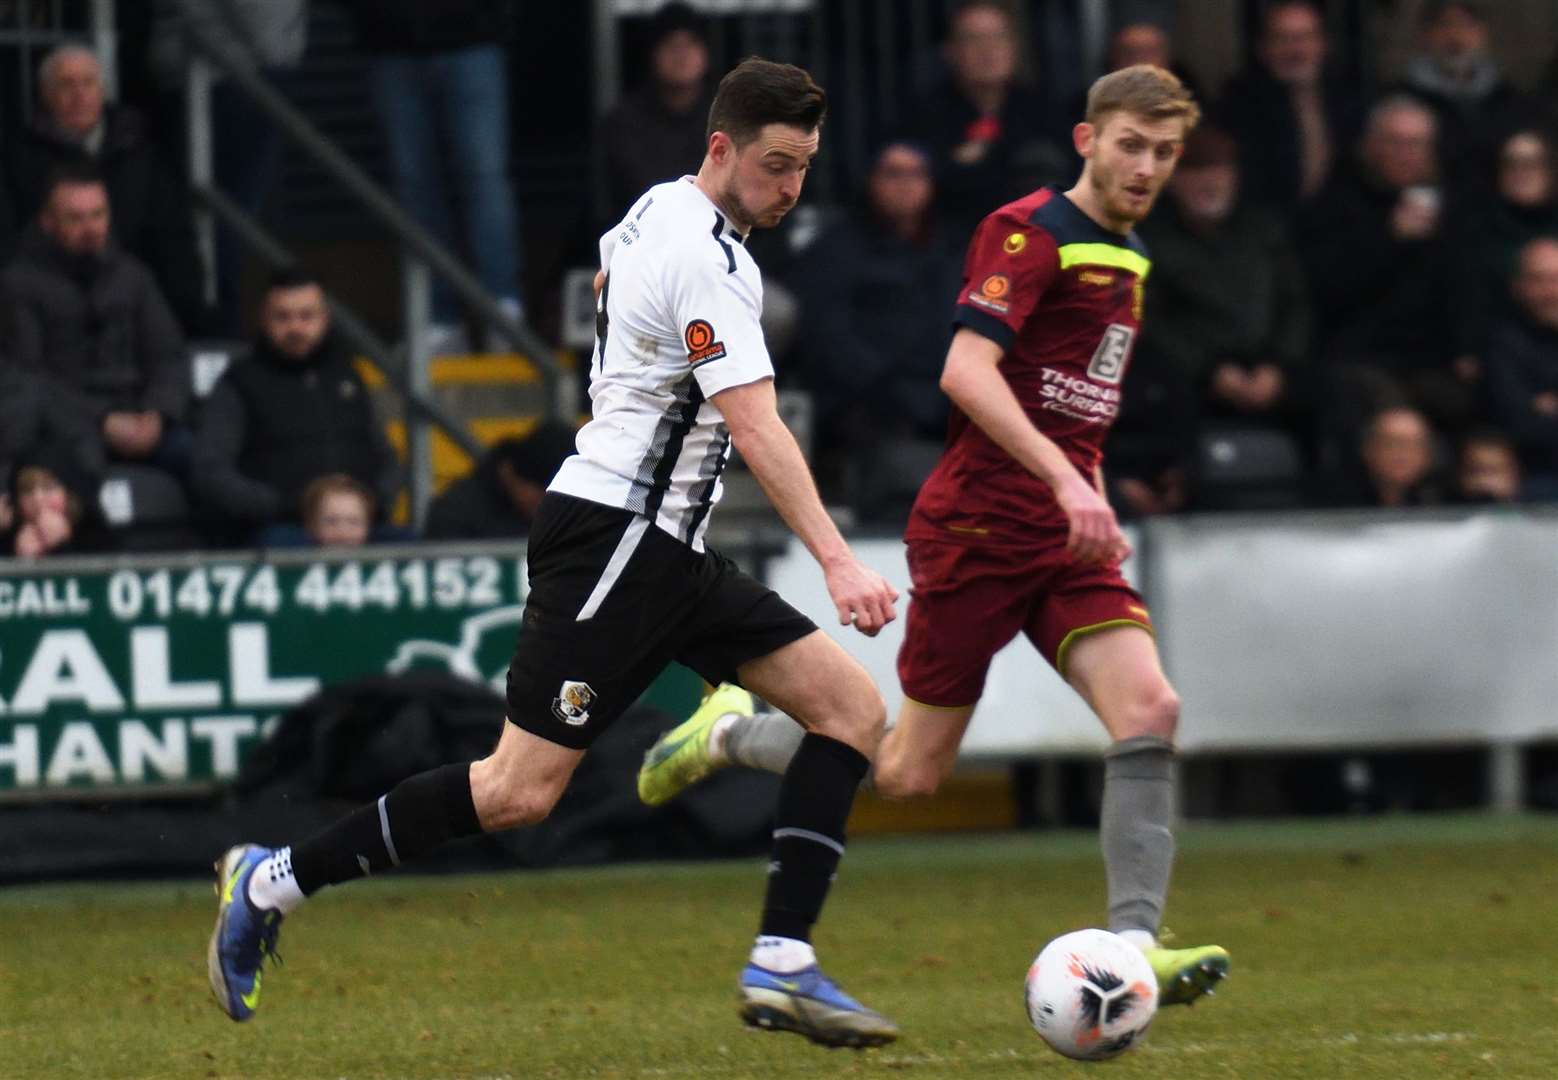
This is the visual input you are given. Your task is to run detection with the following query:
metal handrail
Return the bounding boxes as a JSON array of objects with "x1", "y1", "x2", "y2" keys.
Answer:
[
  {"x1": 168, "y1": 0, "x2": 563, "y2": 390},
  {"x1": 191, "y1": 182, "x2": 484, "y2": 461}
]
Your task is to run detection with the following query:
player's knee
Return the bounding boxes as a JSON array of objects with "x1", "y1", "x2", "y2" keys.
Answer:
[
  {"x1": 483, "y1": 785, "x2": 559, "y2": 830},
  {"x1": 842, "y1": 685, "x2": 889, "y2": 750},
  {"x1": 873, "y1": 757, "x2": 942, "y2": 800},
  {"x1": 809, "y1": 679, "x2": 886, "y2": 754},
  {"x1": 1118, "y1": 684, "x2": 1180, "y2": 741},
  {"x1": 471, "y1": 754, "x2": 567, "y2": 831}
]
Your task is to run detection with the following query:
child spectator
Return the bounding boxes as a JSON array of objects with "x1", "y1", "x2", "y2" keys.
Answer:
[
  {"x1": 1454, "y1": 429, "x2": 1522, "y2": 504},
  {"x1": 301, "y1": 474, "x2": 374, "y2": 548},
  {"x1": 1, "y1": 442, "x2": 110, "y2": 558}
]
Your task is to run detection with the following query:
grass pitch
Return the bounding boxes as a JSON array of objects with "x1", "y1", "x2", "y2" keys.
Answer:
[{"x1": 3, "y1": 814, "x2": 1557, "y2": 1079}]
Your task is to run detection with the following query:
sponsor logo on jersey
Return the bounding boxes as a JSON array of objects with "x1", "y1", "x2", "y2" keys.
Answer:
[
  {"x1": 684, "y1": 319, "x2": 727, "y2": 365},
  {"x1": 1078, "y1": 270, "x2": 1115, "y2": 287},
  {"x1": 552, "y1": 680, "x2": 597, "y2": 726},
  {"x1": 967, "y1": 273, "x2": 1012, "y2": 314},
  {"x1": 1039, "y1": 367, "x2": 1122, "y2": 423},
  {"x1": 1086, "y1": 324, "x2": 1134, "y2": 385},
  {"x1": 1003, "y1": 231, "x2": 1027, "y2": 254}
]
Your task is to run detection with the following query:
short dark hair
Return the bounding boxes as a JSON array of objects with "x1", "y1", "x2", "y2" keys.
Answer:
[
  {"x1": 43, "y1": 161, "x2": 106, "y2": 202},
  {"x1": 1263, "y1": 0, "x2": 1324, "y2": 33},
  {"x1": 265, "y1": 267, "x2": 323, "y2": 294},
  {"x1": 706, "y1": 57, "x2": 826, "y2": 146},
  {"x1": 949, "y1": 0, "x2": 1016, "y2": 29},
  {"x1": 1459, "y1": 427, "x2": 1516, "y2": 457},
  {"x1": 486, "y1": 421, "x2": 578, "y2": 486},
  {"x1": 1424, "y1": 0, "x2": 1488, "y2": 26},
  {"x1": 647, "y1": 1, "x2": 708, "y2": 48}
]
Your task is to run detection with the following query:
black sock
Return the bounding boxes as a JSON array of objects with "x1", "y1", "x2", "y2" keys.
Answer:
[
  {"x1": 759, "y1": 733, "x2": 869, "y2": 943},
  {"x1": 291, "y1": 762, "x2": 481, "y2": 896}
]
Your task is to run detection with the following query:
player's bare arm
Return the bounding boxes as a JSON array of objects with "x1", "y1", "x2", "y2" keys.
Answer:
[
  {"x1": 939, "y1": 328, "x2": 1129, "y2": 565},
  {"x1": 711, "y1": 377, "x2": 898, "y2": 634},
  {"x1": 1089, "y1": 465, "x2": 1131, "y2": 559}
]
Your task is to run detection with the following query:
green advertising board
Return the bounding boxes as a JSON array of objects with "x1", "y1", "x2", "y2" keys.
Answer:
[{"x1": 0, "y1": 544, "x2": 702, "y2": 801}]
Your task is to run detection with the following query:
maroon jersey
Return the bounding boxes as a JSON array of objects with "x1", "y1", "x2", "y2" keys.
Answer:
[{"x1": 906, "y1": 187, "x2": 1150, "y2": 548}]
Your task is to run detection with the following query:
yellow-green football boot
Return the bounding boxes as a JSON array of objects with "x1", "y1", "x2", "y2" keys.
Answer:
[
  {"x1": 637, "y1": 683, "x2": 752, "y2": 806},
  {"x1": 1144, "y1": 943, "x2": 1230, "y2": 1006}
]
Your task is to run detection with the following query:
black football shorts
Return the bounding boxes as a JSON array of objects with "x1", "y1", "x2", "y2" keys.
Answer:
[{"x1": 505, "y1": 493, "x2": 816, "y2": 749}]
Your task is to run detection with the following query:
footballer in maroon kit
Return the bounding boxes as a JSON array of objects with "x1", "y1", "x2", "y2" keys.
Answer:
[{"x1": 640, "y1": 65, "x2": 1230, "y2": 1012}]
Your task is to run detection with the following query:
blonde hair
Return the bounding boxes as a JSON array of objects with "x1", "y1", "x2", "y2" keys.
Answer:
[
  {"x1": 1084, "y1": 64, "x2": 1200, "y2": 133},
  {"x1": 300, "y1": 473, "x2": 375, "y2": 524}
]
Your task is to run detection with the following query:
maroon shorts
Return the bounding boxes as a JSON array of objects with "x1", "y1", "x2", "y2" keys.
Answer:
[{"x1": 896, "y1": 538, "x2": 1153, "y2": 708}]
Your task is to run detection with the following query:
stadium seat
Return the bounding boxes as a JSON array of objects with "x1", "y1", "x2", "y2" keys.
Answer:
[
  {"x1": 1194, "y1": 425, "x2": 1305, "y2": 511},
  {"x1": 188, "y1": 340, "x2": 251, "y2": 399},
  {"x1": 559, "y1": 267, "x2": 600, "y2": 352},
  {"x1": 100, "y1": 464, "x2": 202, "y2": 551}
]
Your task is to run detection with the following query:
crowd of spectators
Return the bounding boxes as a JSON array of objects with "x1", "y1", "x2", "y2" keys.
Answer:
[
  {"x1": 6, "y1": 0, "x2": 1558, "y2": 560},
  {"x1": 590, "y1": 0, "x2": 1558, "y2": 519},
  {"x1": 0, "y1": 1, "x2": 547, "y2": 559},
  {"x1": 595, "y1": 0, "x2": 1558, "y2": 518}
]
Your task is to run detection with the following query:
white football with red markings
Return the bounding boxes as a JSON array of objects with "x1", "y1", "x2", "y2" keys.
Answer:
[{"x1": 1024, "y1": 928, "x2": 1158, "y2": 1061}]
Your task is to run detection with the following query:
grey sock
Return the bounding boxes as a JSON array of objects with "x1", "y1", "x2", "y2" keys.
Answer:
[
  {"x1": 1100, "y1": 735, "x2": 1176, "y2": 936},
  {"x1": 724, "y1": 709, "x2": 807, "y2": 775}
]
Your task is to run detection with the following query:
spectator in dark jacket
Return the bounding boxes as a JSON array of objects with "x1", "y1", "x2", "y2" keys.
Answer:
[
  {"x1": 0, "y1": 359, "x2": 102, "y2": 516},
  {"x1": 423, "y1": 423, "x2": 577, "y2": 541},
  {"x1": 1136, "y1": 126, "x2": 1312, "y2": 439},
  {"x1": 899, "y1": 0, "x2": 1070, "y2": 233},
  {"x1": 191, "y1": 270, "x2": 400, "y2": 538},
  {"x1": 1484, "y1": 236, "x2": 1558, "y2": 484},
  {"x1": 596, "y1": 3, "x2": 712, "y2": 228},
  {"x1": 1396, "y1": 1, "x2": 1536, "y2": 200},
  {"x1": 1, "y1": 166, "x2": 189, "y2": 477},
  {"x1": 1299, "y1": 95, "x2": 1470, "y2": 435},
  {"x1": 1214, "y1": 0, "x2": 1362, "y2": 217},
  {"x1": 1452, "y1": 128, "x2": 1558, "y2": 361},
  {"x1": 786, "y1": 140, "x2": 963, "y2": 495},
  {"x1": 7, "y1": 45, "x2": 210, "y2": 333},
  {"x1": 346, "y1": 0, "x2": 521, "y2": 352}
]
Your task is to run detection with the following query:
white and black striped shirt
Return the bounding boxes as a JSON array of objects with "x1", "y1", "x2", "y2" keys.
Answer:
[{"x1": 549, "y1": 177, "x2": 773, "y2": 551}]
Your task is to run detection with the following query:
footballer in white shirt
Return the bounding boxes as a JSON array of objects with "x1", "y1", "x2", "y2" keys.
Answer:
[{"x1": 208, "y1": 58, "x2": 900, "y2": 1051}]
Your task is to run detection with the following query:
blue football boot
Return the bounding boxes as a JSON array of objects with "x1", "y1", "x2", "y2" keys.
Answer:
[
  {"x1": 207, "y1": 844, "x2": 284, "y2": 1021},
  {"x1": 738, "y1": 963, "x2": 899, "y2": 1048}
]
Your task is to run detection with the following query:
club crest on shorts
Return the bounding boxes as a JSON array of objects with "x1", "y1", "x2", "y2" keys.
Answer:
[{"x1": 552, "y1": 680, "x2": 597, "y2": 726}]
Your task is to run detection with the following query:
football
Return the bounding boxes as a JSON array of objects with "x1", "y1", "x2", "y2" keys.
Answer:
[{"x1": 1024, "y1": 929, "x2": 1158, "y2": 1061}]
